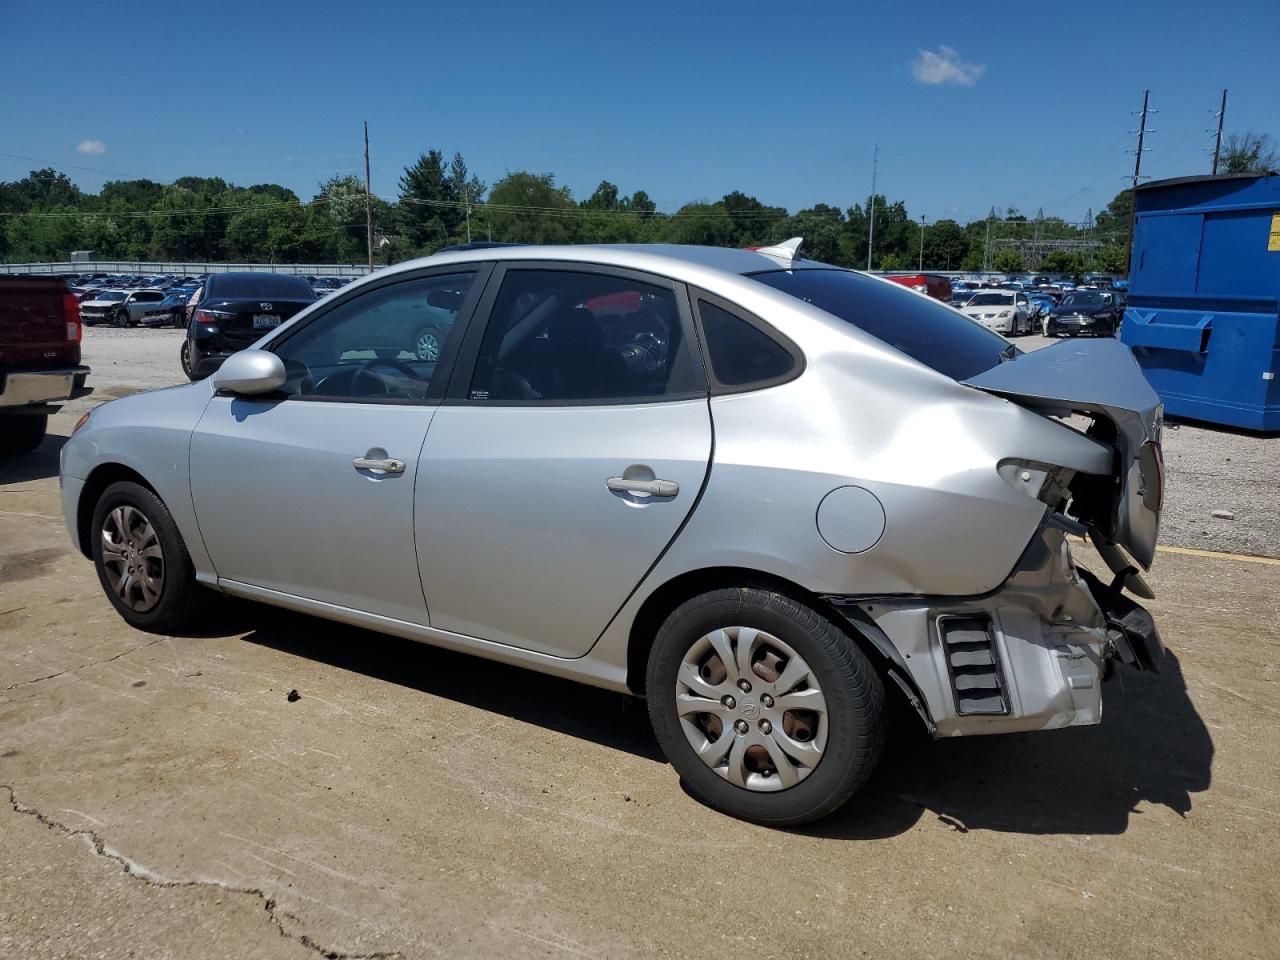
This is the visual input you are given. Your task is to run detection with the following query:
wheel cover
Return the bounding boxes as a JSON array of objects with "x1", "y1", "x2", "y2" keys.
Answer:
[
  {"x1": 675, "y1": 626, "x2": 829, "y2": 792},
  {"x1": 100, "y1": 505, "x2": 165, "y2": 612},
  {"x1": 415, "y1": 331, "x2": 441, "y2": 362}
]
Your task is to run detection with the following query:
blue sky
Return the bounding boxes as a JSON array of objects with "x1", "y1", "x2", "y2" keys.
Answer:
[{"x1": 2, "y1": 0, "x2": 1278, "y2": 224}]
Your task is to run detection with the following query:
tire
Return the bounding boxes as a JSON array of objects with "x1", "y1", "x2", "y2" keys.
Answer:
[
  {"x1": 90, "y1": 480, "x2": 215, "y2": 633},
  {"x1": 114, "y1": 309, "x2": 130, "y2": 328},
  {"x1": 0, "y1": 414, "x2": 47, "y2": 457},
  {"x1": 645, "y1": 587, "x2": 886, "y2": 827},
  {"x1": 412, "y1": 325, "x2": 444, "y2": 362},
  {"x1": 180, "y1": 339, "x2": 195, "y2": 380}
]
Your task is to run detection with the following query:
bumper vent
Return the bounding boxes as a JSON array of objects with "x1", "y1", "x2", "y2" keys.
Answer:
[{"x1": 940, "y1": 616, "x2": 1009, "y2": 715}]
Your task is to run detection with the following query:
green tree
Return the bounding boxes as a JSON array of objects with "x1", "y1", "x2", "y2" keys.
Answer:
[
  {"x1": 992, "y1": 248, "x2": 1025, "y2": 272},
  {"x1": 667, "y1": 202, "x2": 735, "y2": 246},
  {"x1": 921, "y1": 219, "x2": 967, "y2": 270},
  {"x1": 1037, "y1": 250, "x2": 1086, "y2": 277},
  {"x1": 485, "y1": 171, "x2": 576, "y2": 244},
  {"x1": 1091, "y1": 244, "x2": 1128, "y2": 275},
  {"x1": 397, "y1": 150, "x2": 451, "y2": 250},
  {"x1": 1220, "y1": 132, "x2": 1279, "y2": 175},
  {"x1": 720, "y1": 191, "x2": 787, "y2": 247}
]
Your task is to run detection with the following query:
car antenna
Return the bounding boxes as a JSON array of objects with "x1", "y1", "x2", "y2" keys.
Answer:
[{"x1": 753, "y1": 237, "x2": 805, "y2": 264}]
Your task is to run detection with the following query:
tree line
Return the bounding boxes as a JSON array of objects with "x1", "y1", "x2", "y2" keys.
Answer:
[{"x1": 1, "y1": 131, "x2": 1274, "y2": 272}]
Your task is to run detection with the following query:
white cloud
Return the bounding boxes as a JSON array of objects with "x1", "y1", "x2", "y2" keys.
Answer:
[
  {"x1": 910, "y1": 47, "x2": 985, "y2": 86},
  {"x1": 76, "y1": 138, "x2": 106, "y2": 155}
]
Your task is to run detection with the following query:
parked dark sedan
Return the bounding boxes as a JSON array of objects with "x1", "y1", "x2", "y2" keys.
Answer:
[
  {"x1": 182, "y1": 273, "x2": 316, "y2": 379},
  {"x1": 1045, "y1": 290, "x2": 1124, "y2": 338}
]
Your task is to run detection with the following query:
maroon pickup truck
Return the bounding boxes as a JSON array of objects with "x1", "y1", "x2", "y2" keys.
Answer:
[{"x1": 0, "y1": 276, "x2": 92, "y2": 456}]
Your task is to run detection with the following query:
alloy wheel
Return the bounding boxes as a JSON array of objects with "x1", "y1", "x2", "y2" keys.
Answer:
[
  {"x1": 675, "y1": 626, "x2": 828, "y2": 792},
  {"x1": 99, "y1": 505, "x2": 165, "y2": 612},
  {"x1": 415, "y1": 330, "x2": 441, "y2": 362}
]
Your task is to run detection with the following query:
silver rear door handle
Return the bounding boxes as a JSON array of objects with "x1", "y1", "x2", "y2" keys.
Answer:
[
  {"x1": 607, "y1": 477, "x2": 679, "y2": 497},
  {"x1": 353, "y1": 456, "x2": 405, "y2": 474}
]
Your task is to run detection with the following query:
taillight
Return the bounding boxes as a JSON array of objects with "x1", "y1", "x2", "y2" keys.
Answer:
[{"x1": 62, "y1": 292, "x2": 82, "y2": 343}]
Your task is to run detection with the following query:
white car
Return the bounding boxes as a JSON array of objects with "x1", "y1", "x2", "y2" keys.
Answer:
[{"x1": 959, "y1": 290, "x2": 1034, "y2": 336}]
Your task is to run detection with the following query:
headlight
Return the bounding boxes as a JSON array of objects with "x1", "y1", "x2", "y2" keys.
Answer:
[{"x1": 998, "y1": 310, "x2": 1012, "y2": 318}]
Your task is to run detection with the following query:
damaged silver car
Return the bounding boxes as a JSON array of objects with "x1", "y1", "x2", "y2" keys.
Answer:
[{"x1": 59, "y1": 239, "x2": 1164, "y2": 825}]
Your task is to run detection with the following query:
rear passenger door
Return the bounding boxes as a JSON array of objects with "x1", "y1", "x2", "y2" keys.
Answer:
[{"x1": 415, "y1": 263, "x2": 712, "y2": 657}]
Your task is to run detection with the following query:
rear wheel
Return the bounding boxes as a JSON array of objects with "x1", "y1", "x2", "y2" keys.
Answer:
[
  {"x1": 0, "y1": 414, "x2": 47, "y2": 456},
  {"x1": 646, "y1": 587, "x2": 886, "y2": 826},
  {"x1": 180, "y1": 340, "x2": 195, "y2": 380},
  {"x1": 91, "y1": 481, "x2": 214, "y2": 633}
]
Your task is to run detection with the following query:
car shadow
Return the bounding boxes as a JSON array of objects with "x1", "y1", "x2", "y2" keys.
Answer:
[
  {"x1": 806, "y1": 650, "x2": 1212, "y2": 839},
  {"x1": 0, "y1": 433, "x2": 68, "y2": 484},
  {"x1": 240, "y1": 606, "x2": 664, "y2": 762},
  {"x1": 240, "y1": 606, "x2": 1212, "y2": 837}
]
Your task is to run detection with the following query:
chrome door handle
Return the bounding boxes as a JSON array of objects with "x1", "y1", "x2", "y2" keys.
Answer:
[
  {"x1": 607, "y1": 477, "x2": 679, "y2": 497},
  {"x1": 353, "y1": 456, "x2": 405, "y2": 474}
]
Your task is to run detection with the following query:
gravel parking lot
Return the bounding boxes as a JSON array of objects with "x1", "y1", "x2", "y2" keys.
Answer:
[{"x1": 2, "y1": 326, "x2": 1278, "y2": 959}]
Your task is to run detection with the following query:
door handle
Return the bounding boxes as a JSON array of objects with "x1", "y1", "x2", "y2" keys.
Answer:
[
  {"x1": 353, "y1": 456, "x2": 405, "y2": 474},
  {"x1": 607, "y1": 477, "x2": 679, "y2": 498}
]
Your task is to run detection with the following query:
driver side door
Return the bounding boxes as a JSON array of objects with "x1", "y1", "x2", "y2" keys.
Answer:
[{"x1": 189, "y1": 267, "x2": 487, "y2": 624}]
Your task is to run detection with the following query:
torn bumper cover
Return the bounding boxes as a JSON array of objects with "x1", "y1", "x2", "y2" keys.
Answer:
[{"x1": 828, "y1": 519, "x2": 1163, "y2": 737}]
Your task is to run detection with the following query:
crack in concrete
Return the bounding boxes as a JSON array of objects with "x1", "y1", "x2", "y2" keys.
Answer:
[
  {"x1": 2, "y1": 637, "x2": 167, "y2": 693},
  {"x1": 1, "y1": 784, "x2": 401, "y2": 959}
]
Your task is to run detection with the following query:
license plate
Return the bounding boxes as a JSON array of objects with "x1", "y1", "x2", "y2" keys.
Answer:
[{"x1": 253, "y1": 314, "x2": 281, "y2": 329}]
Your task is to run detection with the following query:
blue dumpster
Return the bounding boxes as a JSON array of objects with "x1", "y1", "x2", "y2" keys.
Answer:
[{"x1": 1120, "y1": 173, "x2": 1280, "y2": 431}]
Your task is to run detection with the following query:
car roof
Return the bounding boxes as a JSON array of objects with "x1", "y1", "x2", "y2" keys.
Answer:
[{"x1": 374, "y1": 243, "x2": 832, "y2": 286}]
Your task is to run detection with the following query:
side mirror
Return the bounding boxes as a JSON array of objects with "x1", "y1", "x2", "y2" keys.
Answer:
[{"x1": 211, "y1": 350, "x2": 286, "y2": 396}]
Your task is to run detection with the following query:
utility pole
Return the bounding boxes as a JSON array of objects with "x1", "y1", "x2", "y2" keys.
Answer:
[
  {"x1": 363, "y1": 121, "x2": 374, "y2": 272},
  {"x1": 1124, "y1": 91, "x2": 1153, "y2": 274},
  {"x1": 865, "y1": 144, "x2": 878, "y2": 271},
  {"x1": 1211, "y1": 89, "x2": 1228, "y2": 175},
  {"x1": 464, "y1": 186, "x2": 472, "y2": 244},
  {"x1": 918, "y1": 215, "x2": 926, "y2": 270}
]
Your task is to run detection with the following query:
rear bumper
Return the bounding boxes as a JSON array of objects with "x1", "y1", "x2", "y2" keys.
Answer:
[
  {"x1": 830, "y1": 520, "x2": 1161, "y2": 737},
  {"x1": 0, "y1": 366, "x2": 92, "y2": 409}
]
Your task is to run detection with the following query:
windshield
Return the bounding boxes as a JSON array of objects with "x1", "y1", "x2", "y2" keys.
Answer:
[
  {"x1": 206, "y1": 273, "x2": 316, "y2": 299},
  {"x1": 751, "y1": 269, "x2": 1012, "y2": 380},
  {"x1": 1061, "y1": 292, "x2": 1110, "y2": 308},
  {"x1": 967, "y1": 292, "x2": 1014, "y2": 305},
  {"x1": 96, "y1": 291, "x2": 127, "y2": 302}
]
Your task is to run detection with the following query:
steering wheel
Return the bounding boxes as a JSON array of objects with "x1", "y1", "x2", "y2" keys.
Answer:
[
  {"x1": 627, "y1": 329, "x2": 668, "y2": 372},
  {"x1": 352, "y1": 357, "x2": 426, "y2": 399}
]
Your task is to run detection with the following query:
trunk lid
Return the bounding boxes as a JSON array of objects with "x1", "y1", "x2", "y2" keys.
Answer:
[
  {"x1": 963, "y1": 339, "x2": 1164, "y2": 569},
  {"x1": 201, "y1": 296, "x2": 314, "y2": 349}
]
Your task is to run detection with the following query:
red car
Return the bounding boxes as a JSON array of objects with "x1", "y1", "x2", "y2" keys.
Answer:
[{"x1": 883, "y1": 273, "x2": 953, "y2": 302}]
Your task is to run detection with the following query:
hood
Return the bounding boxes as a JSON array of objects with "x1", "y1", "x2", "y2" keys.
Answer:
[{"x1": 964, "y1": 338, "x2": 1163, "y2": 570}]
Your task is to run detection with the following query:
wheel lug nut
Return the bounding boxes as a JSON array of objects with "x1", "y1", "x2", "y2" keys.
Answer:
[
  {"x1": 761, "y1": 694, "x2": 774, "y2": 708},
  {"x1": 759, "y1": 719, "x2": 773, "y2": 734},
  {"x1": 734, "y1": 719, "x2": 749, "y2": 735},
  {"x1": 737, "y1": 679, "x2": 751, "y2": 693},
  {"x1": 721, "y1": 695, "x2": 736, "y2": 709}
]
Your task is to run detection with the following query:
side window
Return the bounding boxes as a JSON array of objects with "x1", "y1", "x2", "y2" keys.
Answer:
[
  {"x1": 697, "y1": 300, "x2": 797, "y2": 388},
  {"x1": 272, "y1": 272, "x2": 475, "y2": 401},
  {"x1": 468, "y1": 269, "x2": 700, "y2": 403}
]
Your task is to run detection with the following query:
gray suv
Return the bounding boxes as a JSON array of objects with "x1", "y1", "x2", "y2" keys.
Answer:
[{"x1": 79, "y1": 289, "x2": 167, "y2": 327}]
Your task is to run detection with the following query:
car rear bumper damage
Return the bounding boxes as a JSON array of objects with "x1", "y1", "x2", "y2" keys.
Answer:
[{"x1": 828, "y1": 517, "x2": 1162, "y2": 737}]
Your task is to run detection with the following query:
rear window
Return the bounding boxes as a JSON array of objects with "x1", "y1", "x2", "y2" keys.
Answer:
[
  {"x1": 205, "y1": 274, "x2": 316, "y2": 300},
  {"x1": 751, "y1": 268, "x2": 1012, "y2": 380}
]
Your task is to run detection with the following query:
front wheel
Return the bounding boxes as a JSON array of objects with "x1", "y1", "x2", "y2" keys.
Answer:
[
  {"x1": 114, "y1": 310, "x2": 130, "y2": 328},
  {"x1": 412, "y1": 325, "x2": 444, "y2": 362},
  {"x1": 90, "y1": 481, "x2": 214, "y2": 633},
  {"x1": 646, "y1": 587, "x2": 886, "y2": 826}
]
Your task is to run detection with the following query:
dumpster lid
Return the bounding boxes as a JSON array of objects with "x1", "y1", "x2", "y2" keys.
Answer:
[{"x1": 1136, "y1": 172, "x2": 1277, "y2": 192}]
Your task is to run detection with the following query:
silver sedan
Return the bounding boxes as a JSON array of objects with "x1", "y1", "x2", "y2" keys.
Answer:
[{"x1": 59, "y1": 240, "x2": 1165, "y2": 825}]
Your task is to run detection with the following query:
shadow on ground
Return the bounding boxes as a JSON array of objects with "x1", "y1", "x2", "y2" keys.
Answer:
[
  {"x1": 0, "y1": 434, "x2": 67, "y2": 484},
  {"x1": 241, "y1": 606, "x2": 1212, "y2": 839}
]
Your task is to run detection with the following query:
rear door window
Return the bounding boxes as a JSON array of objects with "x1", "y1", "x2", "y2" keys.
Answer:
[
  {"x1": 751, "y1": 268, "x2": 1012, "y2": 380},
  {"x1": 467, "y1": 268, "x2": 702, "y2": 403}
]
